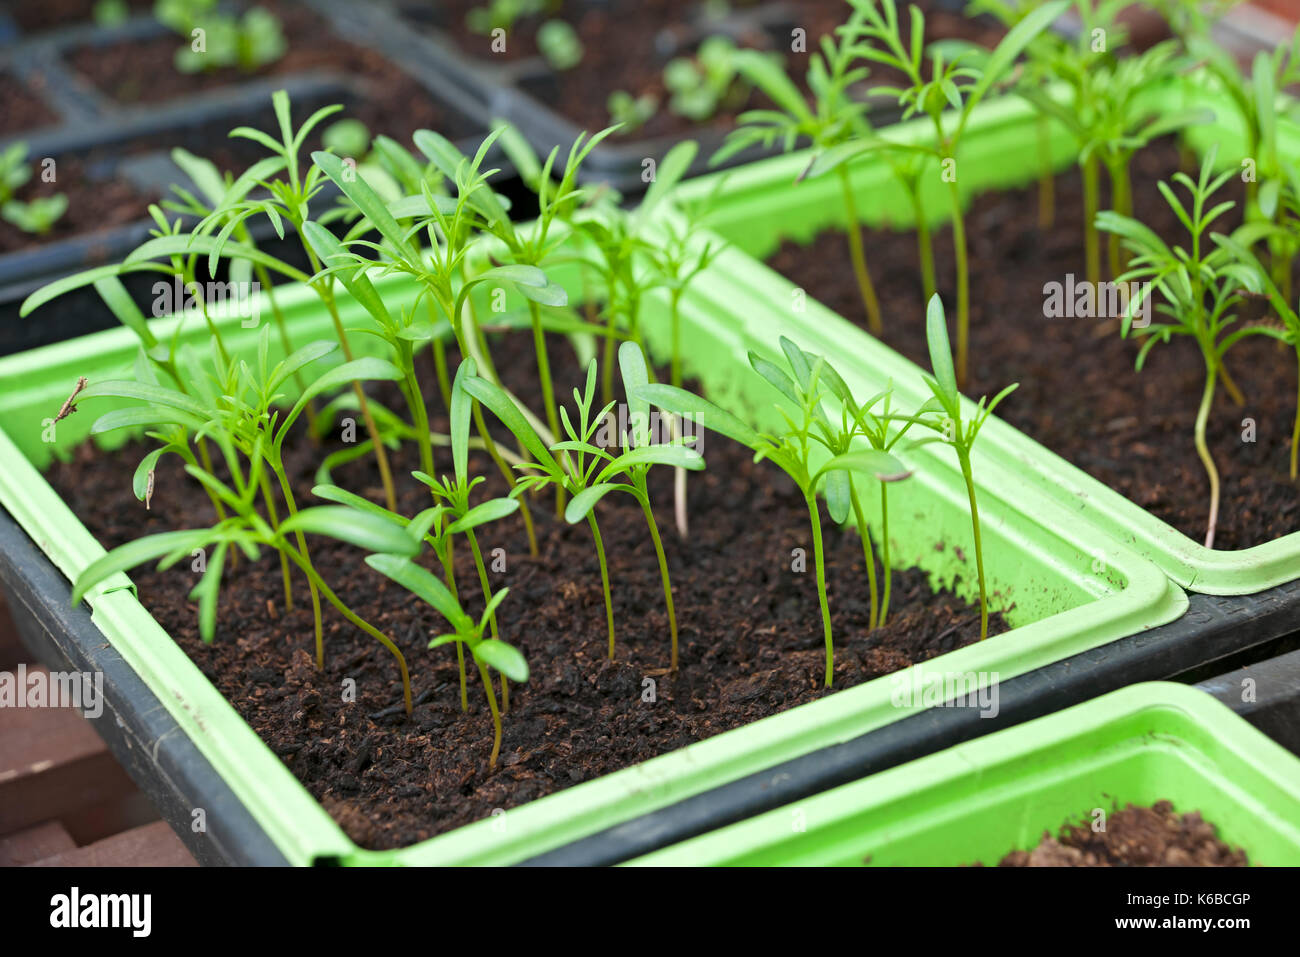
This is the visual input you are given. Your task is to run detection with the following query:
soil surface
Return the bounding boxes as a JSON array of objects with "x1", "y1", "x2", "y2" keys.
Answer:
[
  {"x1": 0, "y1": 71, "x2": 58, "y2": 136},
  {"x1": 766, "y1": 139, "x2": 1300, "y2": 550},
  {"x1": 416, "y1": 0, "x2": 1003, "y2": 140},
  {"x1": 64, "y1": 0, "x2": 473, "y2": 147},
  {"x1": 995, "y1": 801, "x2": 1248, "y2": 866},
  {"x1": 4, "y1": 0, "x2": 152, "y2": 33},
  {"x1": 45, "y1": 329, "x2": 1004, "y2": 850},
  {"x1": 0, "y1": 156, "x2": 151, "y2": 254}
]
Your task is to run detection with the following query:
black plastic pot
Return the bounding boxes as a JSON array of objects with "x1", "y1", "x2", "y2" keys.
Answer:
[
  {"x1": 0, "y1": 506, "x2": 286, "y2": 866},
  {"x1": 1195, "y1": 647, "x2": 1300, "y2": 756},
  {"x1": 0, "y1": 6, "x2": 500, "y2": 355},
  {"x1": 519, "y1": 581, "x2": 1300, "y2": 865}
]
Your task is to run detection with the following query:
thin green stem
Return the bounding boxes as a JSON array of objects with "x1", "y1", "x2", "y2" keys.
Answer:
[
  {"x1": 945, "y1": 172, "x2": 970, "y2": 389},
  {"x1": 1106, "y1": 155, "x2": 1133, "y2": 279},
  {"x1": 956, "y1": 449, "x2": 990, "y2": 642},
  {"x1": 1194, "y1": 363, "x2": 1222, "y2": 549},
  {"x1": 638, "y1": 491, "x2": 679, "y2": 672},
  {"x1": 586, "y1": 513, "x2": 616, "y2": 659},
  {"x1": 274, "y1": 464, "x2": 324, "y2": 667},
  {"x1": 441, "y1": 538, "x2": 468, "y2": 712},
  {"x1": 670, "y1": 289, "x2": 684, "y2": 388},
  {"x1": 528, "y1": 300, "x2": 564, "y2": 516},
  {"x1": 475, "y1": 659, "x2": 503, "y2": 769},
  {"x1": 848, "y1": 482, "x2": 879, "y2": 632},
  {"x1": 319, "y1": 286, "x2": 398, "y2": 512},
  {"x1": 258, "y1": 471, "x2": 292, "y2": 613},
  {"x1": 804, "y1": 490, "x2": 834, "y2": 687},
  {"x1": 838, "y1": 165, "x2": 882, "y2": 335},
  {"x1": 878, "y1": 484, "x2": 892, "y2": 629},
  {"x1": 910, "y1": 184, "x2": 937, "y2": 303},
  {"x1": 1083, "y1": 152, "x2": 1101, "y2": 289}
]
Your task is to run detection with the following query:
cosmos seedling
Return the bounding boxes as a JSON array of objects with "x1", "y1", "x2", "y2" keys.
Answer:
[
  {"x1": 156, "y1": 0, "x2": 286, "y2": 74},
  {"x1": 715, "y1": 16, "x2": 882, "y2": 331},
  {"x1": 911, "y1": 295, "x2": 1015, "y2": 642},
  {"x1": 663, "y1": 36, "x2": 754, "y2": 122},
  {"x1": 466, "y1": 345, "x2": 704, "y2": 669},
  {"x1": 537, "y1": 19, "x2": 584, "y2": 70},
  {"x1": 821, "y1": 0, "x2": 1067, "y2": 385},
  {"x1": 1099, "y1": 149, "x2": 1280, "y2": 547},
  {"x1": 636, "y1": 341, "x2": 908, "y2": 687},
  {"x1": 0, "y1": 142, "x2": 67, "y2": 236},
  {"x1": 67, "y1": 327, "x2": 419, "y2": 712}
]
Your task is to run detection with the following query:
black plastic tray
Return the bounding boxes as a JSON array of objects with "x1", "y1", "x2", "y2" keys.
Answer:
[{"x1": 1195, "y1": 646, "x2": 1300, "y2": 756}]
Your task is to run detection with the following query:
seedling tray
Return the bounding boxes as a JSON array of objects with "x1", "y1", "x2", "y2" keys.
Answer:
[
  {"x1": 0, "y1": 218, "x2": 1183, "y2": 864},
  {"x1": 0, "y1": 4, "x2": 496, "y2": 355},
  {"x1": 669, "y1": 79, "x2": 1300, "y2": 599},
  {"x1": 626, "y1": 682, "x2": 1300, "y2": 866},
  {"x1": 343, "y1": 0, "x2": 1009, "y2": 194}
]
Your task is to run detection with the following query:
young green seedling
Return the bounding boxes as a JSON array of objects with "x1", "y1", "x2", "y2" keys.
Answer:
[
  {"x1": 1099, "y1": 148, "x2": 1280, "y2": 546},
  {"x1": 663, "y1": 36, "x2": 754, "y2": 122},
  {"x1": 537, "y1": 19, "x2": 584, "y2": 70},
  {"x1": 69, "y1": 328, "x2": 418, "y2": 711},
  {"x1": 412, "y1": 359, "x2": 522, "y2": 707},
  {"x1": 913, "y1": 294, "x2": 1016, "y2": 641},
  {"x1": 714, "y1": 15, "x2": 882, "y2": 331},
  {"x1": 824, "y1": 0, "x2": 1067, "y2": 384},
  {"x1": 775, "y1": 338, "x2": 917, "y2": 630},
  {"x1": 472, "y1": 125, "x2": 618, "y2": 512},
  {"x1": 366, "y1": 555, "x2": 527, "y2": 770},
  {"x1": 179, "y1": 90, "x2": 400, "y2": 510},
  {"x1": 157, "y1": 0, "x2": 286, "y2": 74},
  {"x1": 466, "y1": 345, "x2": 704, "y2": 668},
  {"x1": 607, "y1": 90, "x2": 659, "y2": 134},
  {"x1": 635, "y1": 342, "x2": 906, "y2": 686},
  {"x1": 309, "y1": 127, "x2": 552, "y2": 554}
]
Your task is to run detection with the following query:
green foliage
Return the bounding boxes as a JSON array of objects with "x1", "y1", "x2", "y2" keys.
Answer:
[
  {"x1": 1098, "y1": 148, "x2": 1281, "y2": 547},
  {"x1": 664, "y1": 36, "x2": 758, "y2": 122},
  {"x1": 156, "y1": 0, "x2": 287, "y2": 74},
  {"x1": 466, "y1": 0, "x2": 550, "y2": 35},
  {"x1": 537, "y1": 19, "x2": 584, "y2": 70},
  {"x1": 0, "y1": 143, "x2": 67, "y2": 236},
  {"x1": 637, "y1": 336, "x2": 912, "y2": 686},
  {"x1": 911, "y1": 295, "x2": 1016, "y2": 640},
  {"x1": 607, "y1": 90, "x2": 659, "y2": 134}
]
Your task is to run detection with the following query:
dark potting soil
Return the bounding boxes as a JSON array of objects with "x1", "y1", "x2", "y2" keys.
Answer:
[
  {"x1": 765, "y1": 140, "x2": 1300, "y2": 550},
  {"x1": 0, "y1": 155, "x2": 152, "y2": 254},
  {"x1": 994, "y1": 801, "x2": 1248, "y2": 866},
  {"x1": 44, "y1": 330, "x2": 1004, "y2": 850},
  {"x1": 4, "y1": 0, "x2": 152, "y2": 33},
  {"x1": 0, "y1": 71, "x2": 58, "y2": 136},
  {"x1": 63, "y1": 0, "x2": 474, "y2": 146}
]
